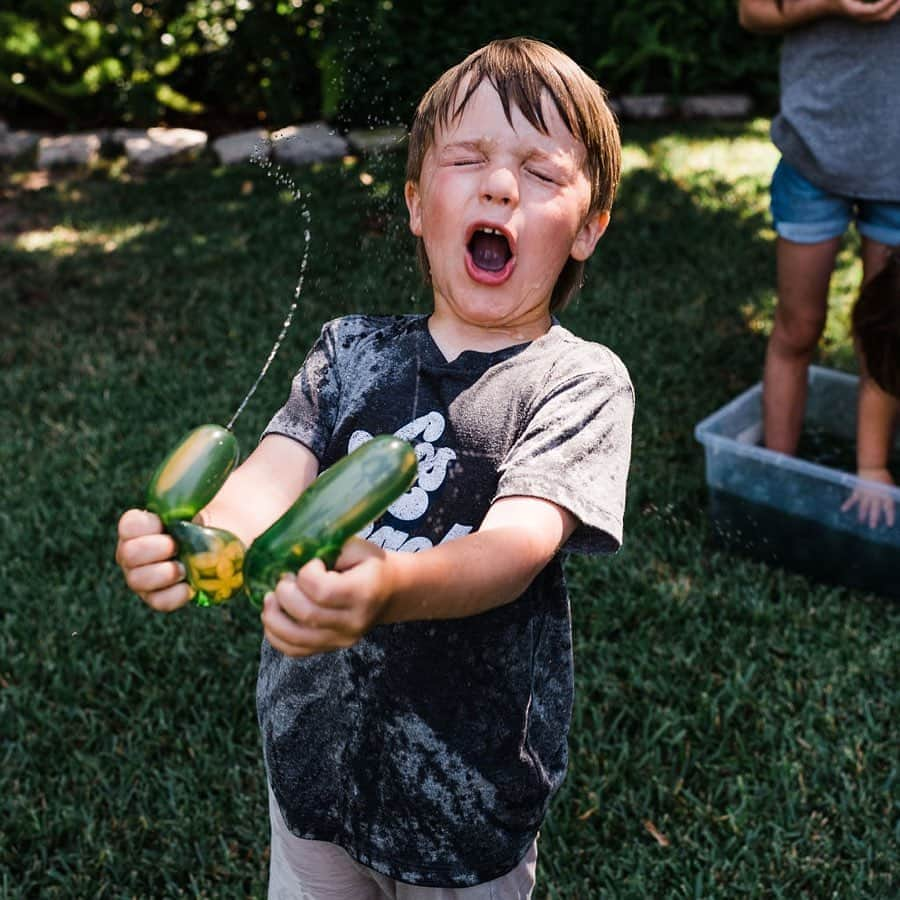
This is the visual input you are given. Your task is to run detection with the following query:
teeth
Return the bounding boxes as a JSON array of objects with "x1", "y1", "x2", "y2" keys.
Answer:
[{"x1": 480, "y1": 227, "x2": 500, "y2": 235}]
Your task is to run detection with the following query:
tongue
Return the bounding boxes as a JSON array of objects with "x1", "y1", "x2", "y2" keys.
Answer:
[{"x1": 470, "y1": 232, "x2": 510, "y2": 272}]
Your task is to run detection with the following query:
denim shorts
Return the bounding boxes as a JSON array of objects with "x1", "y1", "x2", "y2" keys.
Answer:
[{"x1": 770, "y1": 158, "x2": 900, "y2": 246}]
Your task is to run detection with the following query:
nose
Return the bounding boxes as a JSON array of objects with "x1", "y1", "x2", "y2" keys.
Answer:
[{"x1": 480, "y1": 165, "x2": 518, "y2": 207}]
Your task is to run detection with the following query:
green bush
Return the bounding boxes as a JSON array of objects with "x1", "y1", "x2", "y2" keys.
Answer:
[
  {"x1": 322, "y1": 0, "x2": 781, "y2": 129},
  {"x1": 0, "y1": 0, "x2": 333, "y2": 129},
  {"x1": 592, "y1": 0, "x2": 780, "y2": 97},
  {"x1": 0, "y1": 0, "x2": 780, "y2": 130}
]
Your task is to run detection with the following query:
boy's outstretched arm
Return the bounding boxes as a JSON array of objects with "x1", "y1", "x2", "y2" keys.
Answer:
[
  {"x1": 261, "y1": 495, "x2": 577, "y2": 657},
  {"x1": 116, "y1": 435, "x2": 319, "y2": 611},
  {"x1": 738, "y1": 0, "x2": 900, "y2": 33}
]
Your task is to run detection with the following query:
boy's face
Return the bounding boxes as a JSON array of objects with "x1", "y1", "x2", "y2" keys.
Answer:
[{"x1": 406, "y1": 79, "x2": 609, "y2": 339}]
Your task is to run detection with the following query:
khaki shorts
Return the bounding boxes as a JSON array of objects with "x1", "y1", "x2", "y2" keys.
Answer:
[{"x1": 267, "y1": 787, "x2": 537, "y2": 900}]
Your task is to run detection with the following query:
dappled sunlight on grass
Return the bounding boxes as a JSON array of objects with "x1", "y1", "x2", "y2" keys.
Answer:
[
  {"x1": 648, "y1": 120, "x2": 779, "y2": 183},
  {"x1": 820, "y1": 242, "x2": 862, "y2": 371},
  {"x1": 620, "y1": 144, "x2": 652, "y2": 173},
  {"x1": 620, "y1": 119, "x2": 863, "y2": 379},
  {"x1": 14, "y1": 220, "x2": 160, "y2": 256},
  {"x1": 741, "y1": 294, "x2": 776, "y2": 338},
  {"x1": 733, "y1": 217, "x2": 862, "y2": 373}
]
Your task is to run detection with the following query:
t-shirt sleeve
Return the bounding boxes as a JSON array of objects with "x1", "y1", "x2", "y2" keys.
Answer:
[
  {"x1": 495, "y1": 359, "x2": 634, "y2": 555},
  {"x1": 261, "y1": 320, "x2": 341, "y2": 460}
]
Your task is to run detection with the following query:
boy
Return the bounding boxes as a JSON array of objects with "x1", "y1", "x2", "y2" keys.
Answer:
[
  {"x1": 116, "y1": 38, "x2": 633, "y2": 897},
  {"x1": 738, "y1": 0, "x2": 900, "y2": 526}
]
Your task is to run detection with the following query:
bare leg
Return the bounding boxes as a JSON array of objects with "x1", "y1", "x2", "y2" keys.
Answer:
[
  {"x1": 763, "y1": 235, "x2": 842, "y2": 453},
  {"x1": 860, "y1": 235, "x2": 893, "y2": 285}
]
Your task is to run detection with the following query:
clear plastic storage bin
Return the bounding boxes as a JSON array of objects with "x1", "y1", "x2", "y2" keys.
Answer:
[{"x1": 694, "y1": 365, "x2": 900, "y2": 597}]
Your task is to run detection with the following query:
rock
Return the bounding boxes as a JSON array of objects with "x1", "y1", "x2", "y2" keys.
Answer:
[
  {"x1": 346, "y1": 127, "x2": 407, "y2": 155},
  {"x1": 618, "y1": 95, "x2": 675, "y2": 120},
  {"x1": 212, "y1": 129, "x2": 270, "y2": 165},
  {"x1": 680, "y1": 94, "x2": 753, "y2": 119},
  {"x1": 125, "y1": 127, "x2": 208, "y2": 168},
  {"x1": 106, "y1": 127, "x2": 149, "y2": 150},
  {"x1": 271, "y1": 122, "x2": 349, "y2": 165},
  {"x1": 37, "y1": 133, "x2": 102, "y2": 168},
  {"x1": 0, "y1": 129, "x2": 40, "y2": 163}
]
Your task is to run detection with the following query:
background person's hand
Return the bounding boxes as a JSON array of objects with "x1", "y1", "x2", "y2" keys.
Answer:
[
  {"x1": 841, "y1": 468, "x2": 896, "y2": 528},
  {"x1": 832, "y1": 0, "x2": 900, "y2": 23},
  {"x1": 116, "y1": 508, "x2": 194, "y2": 611}
]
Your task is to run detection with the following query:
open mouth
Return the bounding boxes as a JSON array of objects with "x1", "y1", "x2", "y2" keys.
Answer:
[{"x1": 466, "y1": 224, "x2": 515, "y2": 284}]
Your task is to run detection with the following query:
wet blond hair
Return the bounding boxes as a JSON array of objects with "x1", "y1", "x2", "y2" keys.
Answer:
[{"x1": 406, "y1": 37, "x2": 621, "y2": 312}]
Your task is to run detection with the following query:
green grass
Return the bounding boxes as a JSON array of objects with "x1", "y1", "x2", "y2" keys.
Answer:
[{"x1": 2, "y1": 120, "x2": 897, "y2": 898}]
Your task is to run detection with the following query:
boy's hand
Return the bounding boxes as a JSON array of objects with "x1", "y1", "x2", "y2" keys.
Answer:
[
  {"x1": 116, "y1": 509, "x2": 194, "y2": 611},
  {"x1": 261, "y1": 538, "x2": 392, "y2": 657},
  {"x1": 840, "y1": 468, "x2": 896, "y2": 529}
]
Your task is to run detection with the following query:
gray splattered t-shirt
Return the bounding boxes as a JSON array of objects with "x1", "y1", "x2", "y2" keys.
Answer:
[
  {"x1": 257, "y1": 314, "x2": 633, "y2": 887},
  {"x1": 772, "y1": 16, "x2": 900, "y2": 202}
]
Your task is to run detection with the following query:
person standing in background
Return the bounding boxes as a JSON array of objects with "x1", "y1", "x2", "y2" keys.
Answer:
[{"x1": 738, "y1": 0, "x2": 900, "y2": 525}]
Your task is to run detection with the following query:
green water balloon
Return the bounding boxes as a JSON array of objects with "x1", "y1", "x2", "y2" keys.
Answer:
[
  {"x1": 146, "y1": 424, "x2": 239, "y2": 526},
  {"x1": 168, "y1": 520, "x2": 247, "y2": 606},
  {"x1": 243, "y1": 435, "x2": 418, "y2": 607}
]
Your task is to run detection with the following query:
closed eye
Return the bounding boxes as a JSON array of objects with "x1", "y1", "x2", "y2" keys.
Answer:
[{"x1": 527, "y1": 168, "x2": 558, "y2": 184}]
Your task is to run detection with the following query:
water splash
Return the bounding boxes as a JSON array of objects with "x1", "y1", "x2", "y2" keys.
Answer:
[{"x1": 226, "y1": 141, "x2": 311, "y2": 431}]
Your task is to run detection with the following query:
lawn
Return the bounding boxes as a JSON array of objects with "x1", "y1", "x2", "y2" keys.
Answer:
[{"x1": 1, "y1": 120, "x2": 897, "y2": 898}]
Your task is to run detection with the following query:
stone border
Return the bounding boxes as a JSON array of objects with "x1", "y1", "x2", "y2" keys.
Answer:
[{"x1": 0, "y1": 95, "x2": 752, "y2": 169}]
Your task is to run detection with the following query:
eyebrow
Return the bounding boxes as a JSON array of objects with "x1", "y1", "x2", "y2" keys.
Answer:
[
  {"x1": 441, "y1": 140, "x2": 489, "y2": 154},
  {"x1": 440, "y1": 140, "x2": 569, "y2": 167}
]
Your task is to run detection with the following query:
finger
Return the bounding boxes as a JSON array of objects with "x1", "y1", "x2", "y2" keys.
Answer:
[
  {"x1": 271, "y1": 577, "x2": 350, "y2": 630},
  {"x1": 295, "y1": 556, "x2": 328, "y2": 582},
  {"x1": 333, "y1": 537, "x2": 378, "y2": 570},
  {"x1": 865, "y1": 498, "x2": 877, "y2": 529},
  {"x1": 850, "y1": 0, "x2": 893, "y2": 14},
  {"x1": 262, "y1": 593, "x2": 354, "y2": 655},
  {"x1": 865, "y1": 0, "x2": 900, "y2": 20},
  {"x1": 856, "y1": 495, "x2": 871, "y2": 524},
  {"x1": 124, "y1": 559, "x2": 186, "y2": 595},
  {"x1": 139, "y1": 581, "x2": 195, "y2": 613},
  {"x1": 116, "y1": 532, "x2": 179, "y2": 568},
  {"x1": 294, "y1": 559, "x2": 355, "y2": 610},
  {"x1": 876, "y1": 4, "x2": 900, "y2": 22},
  {"x1": 118, "y1": 508, "x2": 165, "y2": 540},
  {"x1": 886, "y1": 500, "x2": 895, "y2": 528},
  {"x1": 840, "y1": 491, "x2": 859, "y2": 513}
]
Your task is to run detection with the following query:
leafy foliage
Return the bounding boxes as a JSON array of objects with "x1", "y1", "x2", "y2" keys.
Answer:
[
  {"x1": 325, "y1": 0, "x2": 781, "y2": 129},
  {"x1": 592, "y1": 0, "x2": 780, "y2": 98},
  {"x1": 0, "y1": 0, "x2": 333, "y2": 128},
  {"x1": 0, "y1": 0, "x2": 779, "y2": 129}
]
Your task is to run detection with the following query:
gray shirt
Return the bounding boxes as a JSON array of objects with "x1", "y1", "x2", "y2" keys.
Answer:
[
  {"x1": 257, "y1": 314, "x2": 633, "y2": 887},
  {"x1": 771, "y1": 16, "x2": 900, "y2": 202}
]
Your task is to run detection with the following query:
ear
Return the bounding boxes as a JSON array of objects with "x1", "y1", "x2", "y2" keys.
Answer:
[
  {"x1": 405, "y1": 180, "x2": 423, "y2": 237},
  {"x1": 570, "y1": 210, "x2": 610, "y2": 262}
]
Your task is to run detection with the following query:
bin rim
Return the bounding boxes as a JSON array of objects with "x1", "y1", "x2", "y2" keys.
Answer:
[{"x1": 693, "y1": 366, "x2": 900, "y2": 502}]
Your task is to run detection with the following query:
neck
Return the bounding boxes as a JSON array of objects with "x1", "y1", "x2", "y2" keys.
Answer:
[{"x1": 427, "y1": 312, "x2": 552, "y2": 361}]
